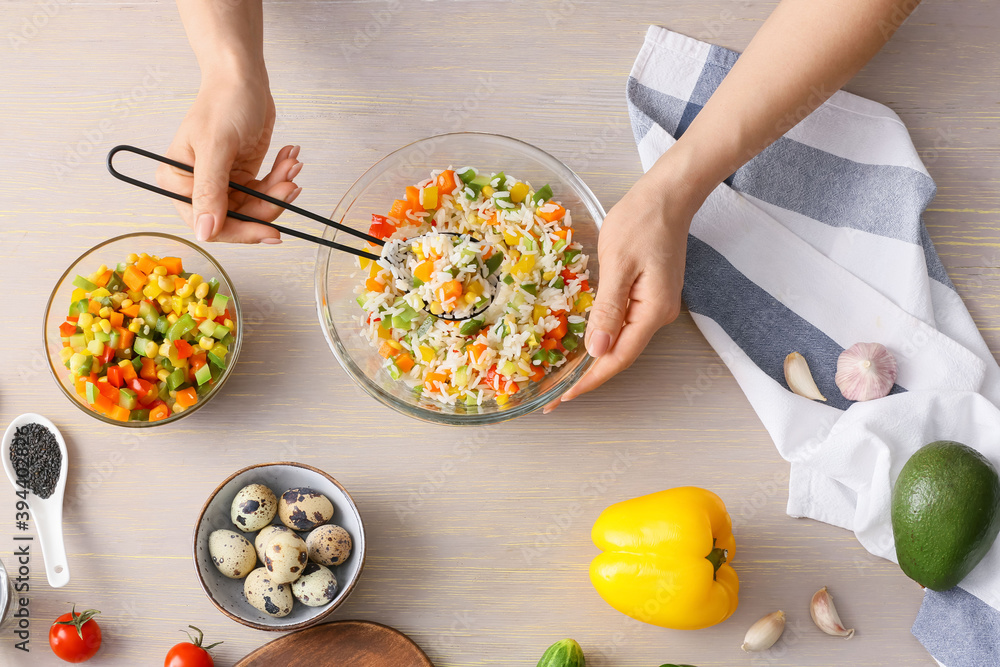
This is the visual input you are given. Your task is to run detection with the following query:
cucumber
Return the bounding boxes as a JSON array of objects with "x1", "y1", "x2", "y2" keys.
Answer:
[{"x1": 536, "y1": 639, "x2": 585, "y2": 667}]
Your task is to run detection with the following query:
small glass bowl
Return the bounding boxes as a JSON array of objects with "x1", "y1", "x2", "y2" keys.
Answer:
[
  {"x1": 315, "y1": 133, "x2": 605, "y2": 425},
  {"x1": 43, "y1": 232, "x2": 243, "y2": 427}
]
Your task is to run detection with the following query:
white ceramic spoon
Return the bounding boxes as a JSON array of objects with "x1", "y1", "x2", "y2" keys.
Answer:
[{"x1": 1, "y1": 413, "x2": 70, "y2": 588}]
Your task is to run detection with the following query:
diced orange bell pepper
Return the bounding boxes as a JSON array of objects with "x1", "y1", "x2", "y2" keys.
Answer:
[
  {"x1": 87, "y1": 299, "x2": 101, "y2": 315},
  {"x1": 395, "y1": 353, "x2": 415, "y2": 373},
  {"x1": 75, "y1": 376, "x2": 89, "y2": 397},
  {"x1": 136, "y1": 255, "x2": 157, "y2": 275},
  {"x1": 424, "y1": 371, "x2": 448, "y2": 389},
  {"x1": 388, "y1": 199, "x2": 410, "y2": 221},
  {"x1": 109, "y1": 311, "x2": 124, "y2": 328},
  {"x1": 553, "y1": 227, "x2": 569, "y2": 239},
  {"x1": 438, "y1": 280, "x2": 463, "y2": 302},
  {"x1": 538, "y1": 202, "x2": 566, "y2": 223},
  {"x1": 174, "y1": 276, "x2": 187, "y2": 292},
  {"x1": 149, "y1": 403, "x2": 171, "y2": 421},
  {"x1": 121, "y1": 303, "x2": 141, "y2": 318},
  {"x1": 435, "y1": 170, "x2": 458, "y2": 196},
  {"x1": 59, "y1": 321, "x2": 77, "y2": 337},
  {"x1": 123, "y1": 265, "x2": 146, "y2": 292},
  {"x1": 121, "y1": 361, "x2": 138, "y2": 382},
  {"x1": 406, "y1": 186, "x2": 421, "y2": 206},
  {"x1": 365, "y1": 277, "x2": 386, "y2": 293},
  {"x1": 140, "y1": 357, "x2": 158, "y2": 381},
  {"x1": 175, "y1": 387, "x2": 198, "y2": 408},
  {"x1": 108, "y1": 405, "x2": 130, "y2": 422},
  {"x1": 93, "y1": 393, "x2": 114, "y2": 415},
  {"x1": 93, "y1": 269, "x2": 113, "y2": 287},
  {"x1": 117, "y1": 327, "x2": 134, "y2": 352},
  {"x1": 97, "y1": 381, "x2": 120, "y2": 404},
  {"x1": 413, "y1": 261, "x2": 434, "y2": 283},
  {"x1": 530, "y1": 365, "x2": 546, "y2": 382},
  {"x1": 158, "y1": 256, "x2": 184, "y2": 275},
  {"x1": 468, "y1": 343, "x2": 487, "y2": 363},
  {"x1": 378, "y1": 341, "x2": 401, "y2": 359}
]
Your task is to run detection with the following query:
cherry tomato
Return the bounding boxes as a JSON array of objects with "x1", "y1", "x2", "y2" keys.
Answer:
[
  {"x1": 164, "y1": 626, "x2": 222, "y2": 667},
  {"x1": 49, "y1": 606, "x2": 101, "y2": 663}
]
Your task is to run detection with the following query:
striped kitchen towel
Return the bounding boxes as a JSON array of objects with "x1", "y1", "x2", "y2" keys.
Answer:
[{"x1": 627, "y1": 26, "x2": 1000, "y2": 665}]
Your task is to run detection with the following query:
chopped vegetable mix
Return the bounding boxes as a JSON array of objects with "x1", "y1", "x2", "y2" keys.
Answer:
[{"x1": 57, "y1": 253, "x2": 235, "y2": 422}]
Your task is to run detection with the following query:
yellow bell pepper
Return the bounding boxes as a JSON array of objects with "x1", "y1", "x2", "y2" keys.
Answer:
[{"x1": 589, "y1": 486, "x2": 739, "y2": 630}]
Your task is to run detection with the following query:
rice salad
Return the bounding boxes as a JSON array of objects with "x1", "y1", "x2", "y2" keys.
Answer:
[{"x1": 354, "y1": 167, "x2": 595, "y2": 407}]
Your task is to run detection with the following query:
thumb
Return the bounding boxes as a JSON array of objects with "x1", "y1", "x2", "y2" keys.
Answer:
[
  {"x1": 585, "y1": 257, "x2": 635, "y2": 358},
  {"x1": 191, "y1": 143, "x2": 237, "y2": 242}
]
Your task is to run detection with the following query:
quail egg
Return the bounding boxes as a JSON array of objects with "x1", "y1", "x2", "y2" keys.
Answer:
[
  {"x1": 254, "y1": 524, "x2": 291, "y2": 563},
  {"x1": 262, "y1": 530, "x2": 309, "y2": 584},
  {"x1": 291, "y1": 563, "x2": 338, "y2": 607},
  {"x1": 278, "y1": 488, "x2": 334, "y2": 531},
  {"x1": 231, "y1": 483, "x2": 277, "y2": 533},
  {"x1": 208, "y1": 530, "x2": 257, "y2": 579},
  {"x1": 306, "y1": 524, "x2": 353, "y2": 567},
  {"x1": 244, "y1": 567, "x2": 293, "y2": 617}
]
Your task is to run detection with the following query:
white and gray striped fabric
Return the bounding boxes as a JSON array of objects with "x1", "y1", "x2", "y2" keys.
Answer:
[{"x1": 628, "y1": 26, "x2": 1000, "y2": 665}]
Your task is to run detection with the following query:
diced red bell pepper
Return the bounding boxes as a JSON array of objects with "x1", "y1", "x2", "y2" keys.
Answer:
[
  {"x1": 173, "y1": 338, "x2": 193, "y2": 359},
  {"x1": 106, "y1": 365, "x2": 124, "y2": 388},
  {"x1": 96, "y1": 345, "x2": 115, "y2": 366},
  {"x1": 97, "y1": 381, "x2": 120, "y2": 404},
  {"x1": 59, "y1": 321, "x2": 77, "y2": 337},
  {"x1": 128, "y1": 377, "x2": 157, "y2": 405},
  {"x1": 369, "y1": 214, "x2": 395, "y2": 240}
]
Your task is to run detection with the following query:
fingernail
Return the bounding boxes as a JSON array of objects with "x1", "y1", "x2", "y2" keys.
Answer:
[
  {"x1": 290, "y1": 145, "x2": 301, "y2": 160},
  {"x1": 542, "y1": 407, "x2": 552, "y2": 415},
  {"x1": 561, "y1": 394, "x2": 574, "y2": 403},
  {"x1": 260, "y1": 237, "x2": 283, "y2": 245},
  {"x1": 588, "y1": 330, "x2": 611, "y2": 357},
  {"x1": 195, "y1": 213, "x2": 215, "y2": 242},
  {"x1": 287, "y1": 186, "x2": 303, "y2": 203},
  {"x1": 288, "y1": 162, "x2": 303, "y2": 179}
]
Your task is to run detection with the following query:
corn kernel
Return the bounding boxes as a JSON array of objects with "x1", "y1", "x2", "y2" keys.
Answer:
[
  {"x1": 510, "y1": 182, "x2": 529, "y2": 204},
  {"x1": 127, "y1": 253, "x2": 139, "y2": 263},
  {"x1": 542, "y1": 270, "x2": 556, "y2": 282},
  {"x1": 175, "y1": 283, "x2": 194, "y2": 298},
  {"x1": 187, "y1": 274, "x2": 203, "y2": 288},
  {"x1": 121, "y1": 298, "x2": 133, "y2": 309},
  {"x1": 59, "y1": 347, "x2": 75, "y2": 363},
  {"x1": 99, "y1": 319, "x2": 112, "y2": 334},
  {"x1": 128, "y1": 320, "x2": 141, "y2": 333},
  {"x1": 143, "y1": 340, "x2": 157, "y2": 357},
  {"x1": 167, "y1": 313, "x2": 179, "y2": 324},
  {"x1": 199, "y1": 336, "x2": 214, "y2": 350},
  {"x1": 429, "y1": 301, "x2": 443, "y2": 315},
  {"x1": 482, "y1": 185, "x2": 495, "y2": 197},
  {"x1": 157, "y1": 294, "x2": 171, "y2": 310},
  {"x1": 195, "y1": 303, "x2": 209, "y2": 318},
  {"x1": 533, "y1": 305, "x2": 548, "y2": 323},
  {"x1": 156, "y1": 369, "x2": 170, "y2": 382},
  {"x1": 195, "y1": 282, "x2": 210, "y2": 300},
  {"x1": 168, "y1": 390, "x2": 177, "y2": 398},
  {"x1": 172, "y1": 403, "x2": 185, "y2": 413},
  {"x1": 78, "y1": 313, "x2": 93, "y2": 329},
  {"x1": 496, "y1": 394, "x2": 509, "y2": 406},
  {"x1": 152, "y1": 265, "x2": 168, "y2": 276},
  {"x1": 223, "y1": 319, "x2": 233, "y2": 329},
  {"x1": 503, "y1": 230, "x2": 519, "y2": 246},
  {"x1": 159, "y1": 342, "x2": 172, "y2": 357},
  {"x1": 87, "y1": 339, "x2": 104, "y2": 355},
  {"x1": 143, "y1": 283, "x2": 163, "y2": 299},
  {"x1": 205, "y1": 307, "x2": 218, "y2": 321},
  {"x1": 157, "y1": 276, "x2": 174, "y2": 293},
  {"x1": 98, "y1": 306, "x2": 112, "y2": 319}
]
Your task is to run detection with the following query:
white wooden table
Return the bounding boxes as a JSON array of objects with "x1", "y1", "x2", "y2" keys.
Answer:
[{"x1": 2, "y1": 1, "x2": 998, "y2": 665}]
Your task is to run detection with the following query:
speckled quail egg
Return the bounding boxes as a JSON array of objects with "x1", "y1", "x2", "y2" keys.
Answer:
[
  {"x1": 231, "y1": 484, "x2": 277, "y2": 533},
  {"x1": 291, "y1": 563, "x2": 338, "y2": 607},
  {"x1": 306, "y1": 524, "x2": 353, "y2": 567},
  {"x1": 262, "y1": 530, "x2": 309, "y2": 584},
  {"x1": 254, "y1": 524, "x2": 291, "y2": 563},
  {"x1": 244, "y1": 567, "x2": 293, "y2": 617},
  {"x1": 209, "y1": 530, "x2": 257, "y2": 579},
  {"x1": 278, "y1": 488, "x2": 334, "y2": 531}
]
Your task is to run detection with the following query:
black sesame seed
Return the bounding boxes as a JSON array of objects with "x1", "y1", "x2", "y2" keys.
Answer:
[{"x1": 9, "y1": 423, "x2": 62, "y2": 499}]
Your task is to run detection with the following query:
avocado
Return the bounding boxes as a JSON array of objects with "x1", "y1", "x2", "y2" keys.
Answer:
[{"x1": 891, "y1": 440, "x2": 1000, "y2": 591}]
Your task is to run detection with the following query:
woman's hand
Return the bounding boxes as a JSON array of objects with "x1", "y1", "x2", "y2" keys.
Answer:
[
  {"x1": 546, "y1": 164, "x2": 706, "y2": 412},
  {"x1": 156, "y1": 74, "x2": 301, "y2": 244}
]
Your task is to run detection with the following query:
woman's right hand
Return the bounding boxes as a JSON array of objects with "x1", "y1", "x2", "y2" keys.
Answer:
[{"x1": 156, "y1": 73, "x2": 301, "y2": 244}]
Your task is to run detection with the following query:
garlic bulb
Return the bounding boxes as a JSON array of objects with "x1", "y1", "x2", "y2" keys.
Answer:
[
  {"x1": 783, "y1": 352, "x2": 827, "y2": 401},
  {"x1": 741, "y1": 610, "x2": 786, "y2": 652},
  {"x1": 835, "y1": 342, "x2": 897, "y2": 401},
  {"x1": 810, "y1": 587, "x2": 855, "y2": 638}
]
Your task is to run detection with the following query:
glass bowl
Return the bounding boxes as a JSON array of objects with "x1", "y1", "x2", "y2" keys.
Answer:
[
  {"x1": 43, "y1": 232, "x2": 243, "y2": 427},
  {"x1": 315, "y1": 133, "x2": 604, "y2": 425}
]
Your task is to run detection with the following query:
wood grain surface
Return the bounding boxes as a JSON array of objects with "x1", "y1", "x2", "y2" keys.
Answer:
[
  {"x1": 234, "y1": 620, "x2": 433, "y2": 666},
  {"x1": 1, "y1": 1, "x2": 997, "y2": 665}
]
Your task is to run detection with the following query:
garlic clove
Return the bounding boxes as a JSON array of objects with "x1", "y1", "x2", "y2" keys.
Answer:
[
  {"x1": 835, "y1": 342, "x2": 897, "y2": 402},
  {"x1": 783, "y1": 352, "x2": 827, "y2": 401},
  {"x1": 741, "y1": 610, "x2": 786, "y2": 652},
  {"x1": 810, "y1": 587, "x2": 855, "y2": 638}
]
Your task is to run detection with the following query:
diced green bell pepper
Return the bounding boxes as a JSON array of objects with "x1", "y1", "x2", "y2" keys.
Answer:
[
  {"x1": 562, "y1": 335, "x2": 578, "y2": 351},
  {"x1": 166, "y1": 368, "x2": 187, "y2": 391},
  {"x1": 457, "y1": 168, "x2": 477, "y2": 184},
  {"x1": 73, "y1": 275, "x2": 99, "y2": 291},
  {"x1": 210, "y1": 293, "x2": 229, "y2": 312},
  {"x1": 166, "y1": 314, "x2": 197, "y2": 342},
  {"x1": 154, "y1": 316, "x2": 170, "y2": 335},
  {"x1": 211, "y1": 325, "x2": 230, "y2": 340},
  {"x1": 118, "y1": 388, "x2": 138, "y2": 410},
  {"x1": 68, "y1": 299, "x2": 90, "y2": 316},
  {"x1": 485, "y1": 253, "x2": 503, "y2": 275},
  {"x1": 532, "y1": 184, "x2": 553, "y2": 204},
  {"x1": 206, "y1": 278, "x2": 221, "y2": 301},
  {"x1": 130, "y1": 409, "x2": 150, "y2": 421},
  {"x1": 198, "y1": 319, "x2": 217, "y2": 338},
  {"x1": 207, "y1": 351, "x2": 227, "y2": 369},
  {"x1": 387, "y1": 359, "x2": 402, "y2": 380},
  {"x1": 552, "y1": 277, "x2": 565, "y2": 289},
  {"x1": 138, "y1": 300, "x2": 158, "y2": 328},
  {"x1": 522, "y1": 284, "x2": 538, "y2": 296},
  {"x1": 568, "y1": 321, "x2": 587, "y2": 335},
  {"x1": 459, "y1": 318, "x2": 484, "y2": 336},
  {"x1": 194, "y1": 363, "x2": 212, "y2": 386},
  {"x1": 85, "y1": 381, "x2": 98, "y2": 404}
]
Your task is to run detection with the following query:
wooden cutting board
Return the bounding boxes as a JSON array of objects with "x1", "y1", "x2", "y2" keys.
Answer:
[{"x1": 235, "y1": 620, "x2": 434, "y2": 667}]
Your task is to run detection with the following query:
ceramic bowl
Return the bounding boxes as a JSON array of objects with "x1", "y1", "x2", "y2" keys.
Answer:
[{"x1": 193, "y1": 462, "x2": 366, "y2": 631}]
